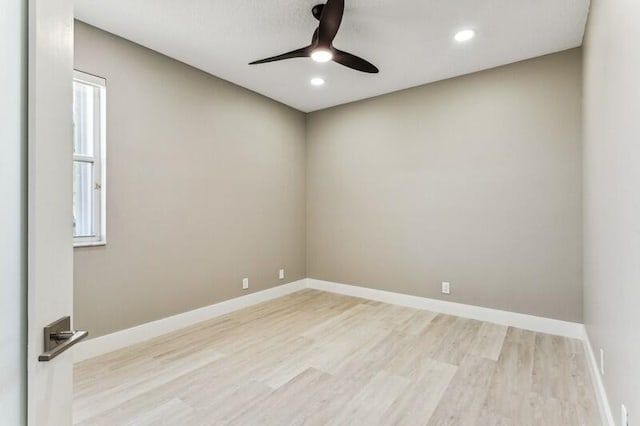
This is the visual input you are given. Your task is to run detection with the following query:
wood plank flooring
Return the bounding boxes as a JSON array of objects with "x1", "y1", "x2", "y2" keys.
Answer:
[{"x1": 73, "y1": 289, "x2": 600, "y2": 425}]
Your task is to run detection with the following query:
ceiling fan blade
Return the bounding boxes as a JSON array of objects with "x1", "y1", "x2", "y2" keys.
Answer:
[
  {"x1": 333, "y1": 49, "x2": 378, "y2": 73},
  {"x1": 249, "y1": 46, "x2": 311, "y2": 65},
  {"x1": 317, "y1": 0, "x2": 344, "y2": 46}
]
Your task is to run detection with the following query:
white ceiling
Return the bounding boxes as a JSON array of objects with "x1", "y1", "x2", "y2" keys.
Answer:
[{"x1": 74, "y1": 0, "x2": 590, "y2": 112}]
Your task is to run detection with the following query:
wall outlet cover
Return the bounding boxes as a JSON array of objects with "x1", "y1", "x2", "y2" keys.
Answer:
[
  {"x1": 279, "y1": 269, "x2": 285, "y2": 280},
  {"x1": 441, "y1": 282, "x2": 451, "y2": 295},
  {"x1": 242, "y1": 278, "x2": 249, "y2": 290}
]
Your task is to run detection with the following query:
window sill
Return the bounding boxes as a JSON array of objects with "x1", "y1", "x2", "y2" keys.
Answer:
[{"x1": 74, "y1": 241, "x2": 106, "y2": 248}]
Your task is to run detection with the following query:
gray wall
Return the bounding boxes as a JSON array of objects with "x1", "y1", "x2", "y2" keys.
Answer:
[
  {"x1": 583, "y1": 0, "x2": 640, "y2": 420},
  {"x1": 74, "y1": 22, "x2": 307, "y2": 338},
  {"x1": 307, "y1": 49, "x2": 583, "y2": 322},
  {"x1": 0, "y1": 0, "x2": 27, "y2": 423},
  {"x1": 75, "y1": 21, "x2": 584, "y2": 338}
]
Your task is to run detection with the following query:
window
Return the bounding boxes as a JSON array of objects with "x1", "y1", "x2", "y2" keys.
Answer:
[{"x1": 73, "y1": 71, "x2": 106, "y2": 246}]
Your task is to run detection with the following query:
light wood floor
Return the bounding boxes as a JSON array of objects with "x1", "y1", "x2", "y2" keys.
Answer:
[{"x1": 74, "y1": 289, "x2": 600, "y2": 425}]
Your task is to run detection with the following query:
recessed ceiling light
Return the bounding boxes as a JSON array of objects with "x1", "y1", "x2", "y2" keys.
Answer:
[
  {"x1": 311, "y1": 48, "x2": 333, "y2": 63},
  {"x1": 454, "y1": 29, "x2": 475, "y2": 42},
  {"x1": 310, "y1": 77, "x2": 325, "y2": 86}
]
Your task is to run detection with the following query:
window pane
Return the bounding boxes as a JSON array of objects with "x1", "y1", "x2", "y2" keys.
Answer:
[
  {"x1": 73, "y1": 81, "x2": 96, "y2": 156},
  {"x1": 73, "y1": 161, "x2": 94, "y2": 237}
]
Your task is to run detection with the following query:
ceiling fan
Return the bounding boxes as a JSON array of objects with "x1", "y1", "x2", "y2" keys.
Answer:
[{"x1": 249, "y1": 0, "x2": 379, "y2": 74}]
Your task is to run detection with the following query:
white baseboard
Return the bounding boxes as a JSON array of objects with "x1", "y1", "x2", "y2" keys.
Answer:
[
  {"x1": 306, "y1": 279, "x2": 584, "y2": 339},
  {"x1": 581, "y1": 327, "x2": 615, "y2": 426},
  {"x1": 73, "y1": 279, "x2": 307, "y2": 363},
  {"x1": 76, "y1": 277, "x2": 585, "y2": 363}
]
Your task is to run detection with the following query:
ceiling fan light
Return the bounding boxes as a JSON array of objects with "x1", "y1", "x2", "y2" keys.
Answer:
[
  {"x1": 310, "y1": 77, "x2": 325, "y2": 86},
  {"x1": 454, "y1": 29, "x2": 475, "y2": 42},
  {"x1": 311, "y1": 48, "x2": 333, "y2": 63}
]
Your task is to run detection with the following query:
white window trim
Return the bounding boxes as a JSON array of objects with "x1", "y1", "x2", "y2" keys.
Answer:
[{"x1": 73, "y1": 70, "x2": 107, "y2": 247}]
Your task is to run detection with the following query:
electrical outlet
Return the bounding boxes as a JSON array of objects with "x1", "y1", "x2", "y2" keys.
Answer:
[
  {"x1": 621, "y1": 404, "x2": 629, "y2": 426},
  {"x1": 600, "y1": 348, "x2": 604, "y2": 376},
  {"x1": 441, "y1": 282, "x2": 450, "y2": 295},
  {"x1": 279, "y1": 269, "x2": 285, "y2": 280},
  {"x1": 242, "y1": 278, "x2": 249, "y2": 290}
]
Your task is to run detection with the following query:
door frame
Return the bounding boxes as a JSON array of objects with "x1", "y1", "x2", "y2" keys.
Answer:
[{"x1": 1, "y1": 0, "x2": 28, "y2": 423}]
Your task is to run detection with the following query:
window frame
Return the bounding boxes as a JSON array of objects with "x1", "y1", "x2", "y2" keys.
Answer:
[{"x1": 73, "y1": 70, "x2": 107, "y2": 247}]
